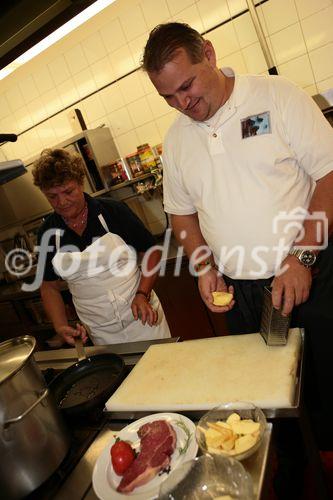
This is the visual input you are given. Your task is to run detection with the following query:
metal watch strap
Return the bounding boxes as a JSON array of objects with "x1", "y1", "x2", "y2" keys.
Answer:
[
  {"x1": 288, "y1": 247, "x2": 316, "y2": 267},
  {"x1": 289, "y1": 248, "x2": 302, "y2": 259}
]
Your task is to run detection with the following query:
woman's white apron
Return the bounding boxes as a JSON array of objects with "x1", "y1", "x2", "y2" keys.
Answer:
[{"x1": 52, "y1": 214, "x2": 170, "y2": 344}]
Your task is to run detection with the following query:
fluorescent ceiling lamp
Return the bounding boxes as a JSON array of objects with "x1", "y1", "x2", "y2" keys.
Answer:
[{"x1": 0, "y1": 0, "x2": 116, "y2": 81}]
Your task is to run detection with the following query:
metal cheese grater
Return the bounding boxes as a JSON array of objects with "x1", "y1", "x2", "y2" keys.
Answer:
[{"x1": 260, "y1": 286, "x2": 290, "y2": 346}]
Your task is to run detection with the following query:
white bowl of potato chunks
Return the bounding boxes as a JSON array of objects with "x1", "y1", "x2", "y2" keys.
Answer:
[{"x1": 196, "y1": 402, "x2": 266, "y2": 461}]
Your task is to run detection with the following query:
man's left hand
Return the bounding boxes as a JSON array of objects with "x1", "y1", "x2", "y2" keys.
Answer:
[
  {"x1": 271, "y1": 255, "x2": 312, "y2": 316},
  {"x1": 131, "y1": 294, "x2": 158, "y2": 326}
]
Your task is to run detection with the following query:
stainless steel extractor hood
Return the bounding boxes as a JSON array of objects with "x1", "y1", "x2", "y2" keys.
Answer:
[
  {"x1": 0, "y1": 160, "x2": 27, "y2": 184},
  {"x1": 0, "y1": 133, "x2": 27, "y2": 184}
]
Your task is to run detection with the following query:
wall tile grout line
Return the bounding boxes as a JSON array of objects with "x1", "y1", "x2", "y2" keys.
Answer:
[{"x1": 0, "y1": 0, "x2": 269, "y2": 146}]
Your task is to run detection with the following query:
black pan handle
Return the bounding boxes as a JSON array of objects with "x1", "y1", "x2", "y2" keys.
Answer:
[{"x1": 0, "y1": 134, "x2": 17, "y2": 142}]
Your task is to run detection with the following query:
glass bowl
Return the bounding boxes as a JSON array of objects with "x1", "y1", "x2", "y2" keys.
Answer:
[
  {"x1": 196, "y1": 402, "x2": 267, "y2": 461},
  {"x1": 158, "y1": 454, "x2": 254, "y2": 499}
]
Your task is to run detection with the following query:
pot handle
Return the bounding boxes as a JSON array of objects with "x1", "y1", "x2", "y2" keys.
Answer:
[{"x1": 3, "y1": 388, "x2": 49, "y2": 430}]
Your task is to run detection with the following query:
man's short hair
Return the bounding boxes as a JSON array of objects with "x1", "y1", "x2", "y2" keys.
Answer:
[
  {"x1": 142, "y1": 22, "x2": 205, "y2": 73},
  {"x1": 32, "y1": 148, "x2": 85, "y2": 190}
]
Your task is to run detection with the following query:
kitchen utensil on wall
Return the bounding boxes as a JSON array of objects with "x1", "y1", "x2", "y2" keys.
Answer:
[
  {"x1": 0, "y1": 335, "x2": 70, "y2": 499},
  {"x1": 48, "y1": 341, "x2": 126, "y2": 417},
  {"x1": 246, "y1": 0, "x2": 278, "y2": 75},
  {"x1": 0, "y1": 134, "x2": 17, "y2": 143},
  {"x1": 260, "y1": 286, "x2": 290, "y2": 346}
]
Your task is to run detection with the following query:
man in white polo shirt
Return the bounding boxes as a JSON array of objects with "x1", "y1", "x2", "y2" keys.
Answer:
[
  {"x1": 143, "y1": 22, "x2": 333, "y2": 333},
  {"x1": 143, "y1": 22, "x2": 333, "y2": 481}
]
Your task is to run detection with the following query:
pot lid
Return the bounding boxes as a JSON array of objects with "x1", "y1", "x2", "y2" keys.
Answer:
[{"x1": 0, "y1": 335, "x2": 36, "y2": 384}]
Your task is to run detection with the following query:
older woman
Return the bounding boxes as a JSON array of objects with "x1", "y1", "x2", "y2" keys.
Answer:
[{"x1": 32, "y1": 148, "x2": 170, "y2": 345}]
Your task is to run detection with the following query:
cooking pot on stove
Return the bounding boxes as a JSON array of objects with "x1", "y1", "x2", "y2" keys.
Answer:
[{"x1": 0, "y1": 335, "x2": 70, "y2": 499}]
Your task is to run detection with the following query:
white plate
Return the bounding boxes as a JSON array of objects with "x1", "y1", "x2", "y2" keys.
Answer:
[{"x1": 92, "y1": 412, "x2": 198, "y2": 499}]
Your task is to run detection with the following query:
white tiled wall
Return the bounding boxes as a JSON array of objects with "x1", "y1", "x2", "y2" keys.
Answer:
[{"x1": 0, "y1": 0, "x2": 332, "y2": 164}]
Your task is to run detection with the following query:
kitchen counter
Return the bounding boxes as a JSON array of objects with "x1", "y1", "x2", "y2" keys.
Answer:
[
  {"x1": 0, "y1": 280, "x2": 32, "y2": 301},
  {"x1": 0, "y1": 280, "x2": 33, "y2": 300},
  {"x1": 31, "y1": 337, "x2": 330, "y2": 499},
  {"x1": 53, "y1": 420, "x2": 272, "y2": 500},
  {"x1": 34, "y1": 339, "x2": 273, "y2": 500},
  {"x1": 0, "y1": 278, "x2": 67, "y2": 302}
]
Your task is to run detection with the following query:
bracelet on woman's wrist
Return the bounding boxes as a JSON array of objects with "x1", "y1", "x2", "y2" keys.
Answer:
[
  {"x1": 194, "y1": 259, "x2": 216, "y2": 273},
  {"x1": 135, "y1": 289, "x2": 151, "y2": 300}
]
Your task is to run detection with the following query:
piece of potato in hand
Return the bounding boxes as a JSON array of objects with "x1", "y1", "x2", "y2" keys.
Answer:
[{"x1": 212, "y1": 291, "x2": 233, "y2": 306}]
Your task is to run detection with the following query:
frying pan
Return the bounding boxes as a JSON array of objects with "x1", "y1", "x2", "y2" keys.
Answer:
[{"x1": 48, "y1": 338, "x2": 126, "y2": 417}]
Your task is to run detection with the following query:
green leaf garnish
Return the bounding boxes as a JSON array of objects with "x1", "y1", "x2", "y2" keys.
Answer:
[{"x1": 175, "y1": 419, "x2": 192, "y2": 455}]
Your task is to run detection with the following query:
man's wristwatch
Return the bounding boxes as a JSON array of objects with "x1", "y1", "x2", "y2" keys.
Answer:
[{"x1": 288, "y1": 247, "x2": 317, "y2": 267}]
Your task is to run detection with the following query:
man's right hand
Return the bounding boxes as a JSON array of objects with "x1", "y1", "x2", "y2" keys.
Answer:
[
  {"x1": 198, "y1": 268, "x2": 235, "y2": 313},
  {"x1": 56, "y1": 323, "x2": 88, "y2": 346}
]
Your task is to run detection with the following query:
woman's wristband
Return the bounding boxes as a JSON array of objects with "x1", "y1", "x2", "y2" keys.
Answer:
[
  {"x1": 194, "y1": 260, "x2": 217, "y2": 273},
  {"x1": 135, "y1": 289, "x2": 151, "y2": 300}
]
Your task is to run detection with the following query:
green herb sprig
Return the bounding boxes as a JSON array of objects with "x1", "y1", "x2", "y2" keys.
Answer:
[{"x1": 175, "y1": 419, "x2": 192, "y2": 455}]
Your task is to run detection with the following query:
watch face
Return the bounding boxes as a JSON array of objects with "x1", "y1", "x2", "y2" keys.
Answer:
[{"x1": 300, "y1": 250, "x2": 316, "y2": 267}]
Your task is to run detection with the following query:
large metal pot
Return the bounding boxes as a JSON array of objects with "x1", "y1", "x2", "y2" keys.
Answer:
[{"x1": 0, "y1": 335, "x2": 70, "y2": 499}]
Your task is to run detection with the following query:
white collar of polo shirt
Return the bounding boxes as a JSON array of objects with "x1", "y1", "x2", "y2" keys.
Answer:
[{"x1": 180, "y1": 67, "x2": 250, "y2": 131}]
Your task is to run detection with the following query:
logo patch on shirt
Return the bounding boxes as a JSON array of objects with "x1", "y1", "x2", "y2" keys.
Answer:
[{"x1": 241, "y1": 111, "x2": 271, "y2": 139}]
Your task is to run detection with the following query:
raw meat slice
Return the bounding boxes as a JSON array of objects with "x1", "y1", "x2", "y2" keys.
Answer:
[{"x1": 117, "y1": 420, "x2": 177, "y2": 493}]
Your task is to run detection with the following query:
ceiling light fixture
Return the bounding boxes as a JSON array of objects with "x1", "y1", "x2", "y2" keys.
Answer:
[{"x1": 0, "y1": 0, "x2": 116, "y2": 81}]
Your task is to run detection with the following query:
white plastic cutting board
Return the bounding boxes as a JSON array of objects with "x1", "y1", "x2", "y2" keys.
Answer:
[{"x1": 106, "y1": 328, "x2": 302, "y2": 411}]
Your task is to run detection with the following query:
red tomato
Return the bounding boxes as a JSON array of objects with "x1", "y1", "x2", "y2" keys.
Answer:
[{"x1": 110, "y1": 439, "x2": 135, "y2": 475}]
